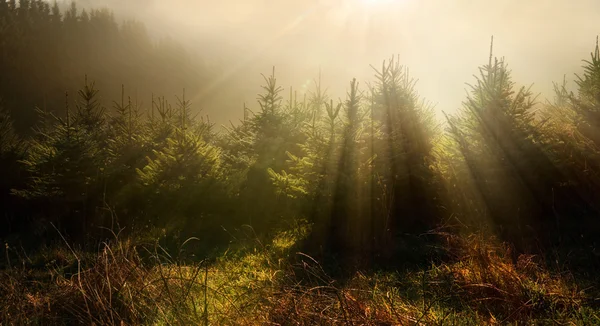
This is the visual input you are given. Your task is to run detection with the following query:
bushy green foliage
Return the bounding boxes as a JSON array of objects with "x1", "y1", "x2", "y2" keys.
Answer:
[{"x1": 6, "y1": 80, "x2": 232, "y2": 243}]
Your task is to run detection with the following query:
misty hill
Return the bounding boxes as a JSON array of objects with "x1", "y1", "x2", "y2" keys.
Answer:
[{"x1": 0, "y1": 0, "x2": 251, "y2": 133}]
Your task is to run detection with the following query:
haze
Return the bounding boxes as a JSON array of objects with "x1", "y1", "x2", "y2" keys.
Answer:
[{"x1": 72, "y1": 0, "x2": 600, "y2": 122}]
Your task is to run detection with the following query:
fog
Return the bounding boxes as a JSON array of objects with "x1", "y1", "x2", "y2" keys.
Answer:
[{"x1": 71, "y1": 0, "x2": 600, "y2": 122}]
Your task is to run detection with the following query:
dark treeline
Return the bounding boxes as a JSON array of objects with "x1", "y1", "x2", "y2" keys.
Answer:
[
  {"x1": 1, "y1": 2, "x2": 600, "y2": 269},
  {"x1": 0, "y1": 0, "x2": 213, "y2": 133}
]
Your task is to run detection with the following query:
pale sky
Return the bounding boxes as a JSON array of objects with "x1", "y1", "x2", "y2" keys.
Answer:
[{"x1": 73, "y1": 0, "x2": 600, "y2": 121}]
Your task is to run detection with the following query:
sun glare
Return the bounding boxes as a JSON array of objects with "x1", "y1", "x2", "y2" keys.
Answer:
[{"x1": 361, "y1": 0, "x2": 398, "y2": 5}]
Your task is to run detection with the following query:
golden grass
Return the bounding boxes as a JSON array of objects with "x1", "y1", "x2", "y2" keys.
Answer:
[
  {"x1": 1, "y1": 226, "x2": 598, "y2": 325},
  {"x1": 429, "y1": 233, "x2": 587, "y2": 322}
]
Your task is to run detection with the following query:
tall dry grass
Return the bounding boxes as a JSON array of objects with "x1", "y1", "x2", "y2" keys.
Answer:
[{"x1": 1, "y1": 226, "x2": 598, "y2": 325}]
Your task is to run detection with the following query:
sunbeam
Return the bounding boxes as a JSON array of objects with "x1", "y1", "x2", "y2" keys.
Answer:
[{"x1": 2, "y1": 1, "x2": 600, "y2": 324}]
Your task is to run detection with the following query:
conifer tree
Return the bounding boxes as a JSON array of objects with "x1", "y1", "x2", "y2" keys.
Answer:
[
  {"x1": 13, "y1": 83, "x2": 106, "y2": 239},
  {"x1": 572, "y1": 40, "x2": 600, "y2": 147},
  {"x1": 75, "y1": 77, "x2": 106, "y2": 133},
  {"x1": 137, "y1": 94, "x2": 224, "y2": 229},
  {"x1": 100, "y1": 87, "x2": 150, "y2": 223},
  {"x1": 446, "y1": 41, "x2": 564, "y2": 247},
  {"x1": 370, "y1": 56, "x2": 440, "y2": 238},
  {"x1": 223, "y1": 68, "x2": 307, "y2": 230},
  {"x1": 539, "y1": 41, "x2": 600, "y2": 239},
  {"x1": 264, "y1": 77, "x2": 339, "y2": 227},
  {"x1": 328, "y1": 78, "x2": 365, "y2": 256}
]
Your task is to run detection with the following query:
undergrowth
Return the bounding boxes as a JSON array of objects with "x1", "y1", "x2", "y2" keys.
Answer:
[{"x1": 1, "y1": 223, "x2": 599, "y2": 325}]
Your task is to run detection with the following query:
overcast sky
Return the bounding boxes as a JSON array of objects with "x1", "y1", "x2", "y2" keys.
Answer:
[{"x1": 71, "y1": 0, "x2": 600, "y2": 119}]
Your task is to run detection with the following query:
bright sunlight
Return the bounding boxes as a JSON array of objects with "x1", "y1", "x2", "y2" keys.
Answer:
[
  {"x1": 361, "y1": 0, "x2": 399, "y2": 5},
  {"x1": 2, "y1": 1, "x2": 600, "y2": 325}
]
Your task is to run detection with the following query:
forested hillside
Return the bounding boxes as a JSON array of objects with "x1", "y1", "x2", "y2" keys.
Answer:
[
  {"x1": 1, "y1": 2, "x2": 599, "y2": 325},
  {"x1": 0, "y1": 0, "x2": 216, "y2": 133}
]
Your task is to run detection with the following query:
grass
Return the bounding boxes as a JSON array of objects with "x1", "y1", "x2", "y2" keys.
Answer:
[{"x1": 1, "y1": 222, "x2": 599, "y2": 325}]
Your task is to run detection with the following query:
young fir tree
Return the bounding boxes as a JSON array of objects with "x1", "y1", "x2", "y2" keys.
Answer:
[
  {"x1": 539, "y1": 41, "x2": 600, "y2": 239},
  {"x1": 370, "y1": 56, "x2": 441, "y2": 241},
  {"x1": 137, "y1": 92, "x2": 225, "y2": 229},
  {"x1": 572, "y1": 39, "x2": 600, "y2": 147},
  {"x1": 271, "y1": 77, "x2": 337, "y2": 203},
  {"x1": 446, "y1": 41, "x2": 564, "y2": 248},
  {"x1": 265, "y1": 77, "x2": 344, "y2": 249},
  {"x1": 327, "y1": 78, "x2": 367, "y2": 258},
  {"x1": 14, "y1": 83, "x2": 107, "y2": 239},
  {"x1": 102, "y1": 86, "x2": 150, "y2": 223},
  {"x1": 223, "y1": 68, "x2": 307, "y2": 231}
]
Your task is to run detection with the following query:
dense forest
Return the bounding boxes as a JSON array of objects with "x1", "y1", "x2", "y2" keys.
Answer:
[{"x1": 1, "y1": 1, "x2": 600, "y2": 325}]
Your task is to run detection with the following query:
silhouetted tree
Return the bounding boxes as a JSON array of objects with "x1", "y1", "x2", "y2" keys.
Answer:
[{"x1": 446, "y1": 41, "x2": 565, "y2": 249}]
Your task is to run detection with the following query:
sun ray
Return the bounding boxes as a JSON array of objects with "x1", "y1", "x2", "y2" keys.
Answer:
[{"x1": 191, "y1": 5, "x2": 321, "y2": 105}]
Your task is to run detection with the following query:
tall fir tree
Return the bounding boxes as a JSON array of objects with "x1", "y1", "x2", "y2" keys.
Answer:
[{"x1": 446, "y1": 40, "x2": 566, "y2": 248}]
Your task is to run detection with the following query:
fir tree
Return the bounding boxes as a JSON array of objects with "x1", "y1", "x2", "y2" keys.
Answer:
[
  {"x1": 370, "y1": 56, "x2": 440, "y2": 237},
  {"x1": 137, "y1": 95, "x2": 225, "y2": 229},
  {"x1": 572, "y1": 39, "x2": 600, "y2": 146},
  {"x1": 13, "y1": 85, "x2": 106, "y2": 239},
  {"x1": 446, "y1": 40, "x2": 565, "y2": 247}
]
